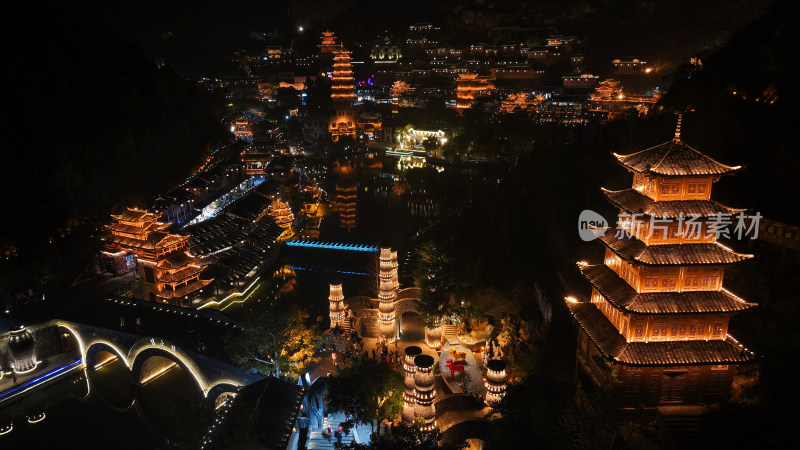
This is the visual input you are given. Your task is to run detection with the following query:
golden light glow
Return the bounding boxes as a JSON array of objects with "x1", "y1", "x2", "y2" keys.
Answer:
[{"x1": 141, "y1": 362, "x2": 178, "y2": 384}]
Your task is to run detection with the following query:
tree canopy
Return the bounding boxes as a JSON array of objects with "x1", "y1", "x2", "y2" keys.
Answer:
[
  {"x1": 224, "y1": 308, "x2": 322, "y2": 379},
  {"x1": 325, "y1": 356, "x2": 404, "y2": 432}
]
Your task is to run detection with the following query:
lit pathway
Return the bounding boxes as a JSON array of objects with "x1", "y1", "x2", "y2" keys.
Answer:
[{"x1": 306, "y1": 413, "x2": 357, "y2": 449}]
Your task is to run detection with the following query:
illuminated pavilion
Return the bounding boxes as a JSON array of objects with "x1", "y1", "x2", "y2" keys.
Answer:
[
  {"x1": 103, "y1": 208, "x2": 211, "y2": 306},
  {"x1": 566, "y1": 118, "x2": 757, "y2": 406}
]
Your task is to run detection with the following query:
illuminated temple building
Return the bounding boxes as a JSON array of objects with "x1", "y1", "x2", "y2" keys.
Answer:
[
  {"x1": 566, "y1": 119, "x2": 756, "y2": 407},
  {"x1": 318, "y1": 31, "x2": 338, "y2": 54},
  {"x1": 103, "y1": 208, "x2": 211, "y2": 306},
  {"x1": 322, "y1": 31, "x2": 356, "y2": 141},
  {"x1": 588, "y1": 79, "x2": 660, "y2": 122},
  {"x1": 455, "y1": 73, "x2": 494, "y2": 111}
]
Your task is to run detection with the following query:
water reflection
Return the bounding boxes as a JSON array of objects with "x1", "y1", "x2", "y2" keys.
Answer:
[{"x1": 1, "y1": 356, "x2": 207, "y2": 447}]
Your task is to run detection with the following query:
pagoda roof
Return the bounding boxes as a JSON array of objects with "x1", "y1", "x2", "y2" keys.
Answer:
[
  {"x1": 613, "y1": 138, "x2": 741, "y2": 177},
  {"x1": 601, "y1": 188, "x2": 745, "y2": 218},
  {"x1": 566, "y1": 301, "x2": 755, "y2": 366},
  {"x1": 111, "y1": 208, "x2": 162, "y2": 223},
  {"x1": 157, "y1": 251, "x2": 197, "y2": 269},
  {"x1": 107, "y1": 220, "x2": 170, "y2": 235},
  {"x1": 157, "y1": 265, "x2": 203, "y2": 283},
  {"x1": 106, "y1": 232, "x2": 187, "y2": 251},
  {"x1": 578, "y1": 263, "x2": 757, "y2": 314},
  {"x1": 156, "y1": 278, "x2": 212, "y2": 299},
  {"x1": 597, "y1": 229, "x2": 753, "y2": 265}
]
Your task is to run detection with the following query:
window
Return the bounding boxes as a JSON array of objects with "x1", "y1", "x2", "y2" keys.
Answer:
[
  {"x1": 698, "y1": 324, "x2": 706, "y2": 336},
  {"x1": 635, "y1": 325, "x2": 644, "y2": 338},
  {"x1": 713, "y1": 323, "x2": 723, "y2": 336},
  {"x1": 143, "y1": 267, "x2": 155, "y2": 283},
  {"x1": 652, "y1": 327, "x2": 660, "y2": 337},
  {"x1": 671, "y1": 325, "x2": 678, "y2": 336},
  {"x1": 689, "y1": 324, "x2": 696, "y2": 336},
  {"x1": 679, "y1": 324, "x2": 686, "y2": 336},
  {"x1": 698, "y1": 183, "x2": 707, "y2": 193},
  {"x1": 688, "y1": 182, "x2": 696, "y2": 193}
]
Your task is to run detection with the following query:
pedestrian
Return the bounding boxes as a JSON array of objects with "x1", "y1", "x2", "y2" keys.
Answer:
[
  {"x1": 331, "y1": 351, "x2": 337, "y2": 367},
  {"x1": 11, "y1": 371, "x2": 17, "y2": 385},
  {"x1": 135, "y1": 316, "x2": 141, "y2": 331},
  {"x1": 325, "y1": 426, "x2": 332, "y2": 442},
  {"x1": 395, "y1": 338, "x2": 398, "y2": 348},
  {"x1": 335, "y1": 429, "x2": 342, "y2": 444},
  {"x1": 119, "y1": 316, "x2": 125, "y2": 329},
  {"x1": 371, "y1": 349, "x2": 376, "y2": 360}
]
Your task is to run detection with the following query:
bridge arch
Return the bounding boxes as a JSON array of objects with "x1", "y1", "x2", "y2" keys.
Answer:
[
  {"x1": 128, "y1": 342, "x2": 210, "y2": 396},
  {"x1": 85, "y1": 341, "x2": 130, "y2": 370},
  {"x1": 205, "y1": 382, "x2": 240, "y2": 409}
]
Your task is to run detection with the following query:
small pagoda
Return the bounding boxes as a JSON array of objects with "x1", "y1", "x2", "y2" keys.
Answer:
[
  {"x1": 103, "y1": 208, "x2": 211, "y2": 306},
  {"x1": 566, "y1": 117, "x2": 757, "y2": 406}
]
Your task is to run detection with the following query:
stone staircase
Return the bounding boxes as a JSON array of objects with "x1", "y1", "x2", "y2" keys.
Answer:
[
  {"x1": 443, "y1": 324, "x2": 460, "y2": 343},
  {"x1": 658, "y1": 405, "x2": 706, "y2": 447},
  {"x1": 306, "y1": 413, "x2": 357, "y2": 449}
]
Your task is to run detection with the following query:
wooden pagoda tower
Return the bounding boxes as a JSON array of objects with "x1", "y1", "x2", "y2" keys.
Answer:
[{"x1": 567, "y1": 118, "x2": 757, "y2": 406}]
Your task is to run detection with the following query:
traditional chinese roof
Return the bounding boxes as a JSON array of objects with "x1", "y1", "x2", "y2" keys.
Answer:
[
  {"x1": 110, "y1": 208, "x2": 162, "y2": 223},
  {"x1": 613, "y1": 138, "x2": 741, "y2": 177},
  {"x1": 107, "y1": 220, "x2": 170, "y2": 235},
  {"x1": 566, "y1": 301, "x2": 755, "y2": 366},
  {"x1": 579, "y1": 264, "x2": 756, "y2": 314},
  {"x1": 598, "y1": 229, "x2": 753, "y2": 265},
  {"x1": 105, "y1": 232, "x2": 188, "y2": 252},
  {"x1": 567, "y1": 301, "x2": 627, "y2": 357},
  {"x1": 157, "y1": 251, "x2": 196, "y2": 269},
  {"x1": 601, "y1": 188, "x2": 745, "y2": 218},
  {"x1": 156, "y1": 278, "x2": 212, "y2": 299},
  {"x1": 156, "y1": 265, "x2": 203, "y2": 283}
]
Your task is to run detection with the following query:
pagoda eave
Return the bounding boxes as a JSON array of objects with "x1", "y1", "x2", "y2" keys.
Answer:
[
  {"x1": 578, "y1": 263, "x2": 758, "y2": 314},
  {"x1": 566, "y1": 301, "x2": 756, "y2": 366},
  {"x1": 600, "y1": 188, "x2": 746, "y2": 218},
  {"x1": 596, "y1": 230, "x2": 754, "y2": 266}
]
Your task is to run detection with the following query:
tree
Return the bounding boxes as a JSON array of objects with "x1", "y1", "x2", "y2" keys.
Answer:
[
  {"x1": 413, "y1": 241, "x2": 480, "y2": 327},
  {"x1": 224, "y1": 308, "x2": 322, "y2": 379},
  {"x1": 334, "y1": 423, "x2": 467, "y2": 450},
  {"x1": 325, "y1": 356, "x2": 404, "y2": 433},
  {"x1": 489, "y1": 374, "x2": 626, "y2": 449}
]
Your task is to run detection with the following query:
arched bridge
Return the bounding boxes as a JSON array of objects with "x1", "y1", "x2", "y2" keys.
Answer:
[{"x1": 44, "y1": 320, "x2": 260, "y2": 401}]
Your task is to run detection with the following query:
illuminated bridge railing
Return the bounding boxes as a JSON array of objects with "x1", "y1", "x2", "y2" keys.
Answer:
[{"x1": 285, "y1": 240, "x2": 379, "y2": 252}]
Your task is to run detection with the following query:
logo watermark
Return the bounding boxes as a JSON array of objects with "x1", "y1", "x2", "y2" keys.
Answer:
[
  {"x1": 577, "y1": 210, "x2": 762, "y2": 242},
  {"x1": 578, "y1": 210, "x2": 608, "y2": 241}
]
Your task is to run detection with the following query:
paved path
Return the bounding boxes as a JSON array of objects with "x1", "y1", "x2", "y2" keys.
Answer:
[{"x1": 306, "y1": 413, "x2": 358, "y2": 449}]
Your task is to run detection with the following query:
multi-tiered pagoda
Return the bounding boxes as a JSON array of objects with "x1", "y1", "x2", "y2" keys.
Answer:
[
  {"x1": 567, "y1": 119, "x2": 756, "y2": 407},
  {"x1": 320, "y1": 31, "x2": 356, "y2": 141},
  {"x1": 103, "y1": 208, "x2": 211, "y2": 306}
]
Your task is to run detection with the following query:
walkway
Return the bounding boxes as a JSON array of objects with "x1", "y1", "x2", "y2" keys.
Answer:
[{"x1": 306, "y1": 413, "x2": 359, "y2": 449}]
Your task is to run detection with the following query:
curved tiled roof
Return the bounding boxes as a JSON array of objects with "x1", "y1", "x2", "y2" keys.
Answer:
[
  {"x1": 565, "y1": 301, "x2": 755, "y2": 366},
  {"x1": 601, "y1": 188, "x2": 745, "y2": 218},
  {"x1": 613, "y1": 138, "x2": 741, "y2": 177},
  {"x1": 597, "y1": 229, "x2": 753, "y2": 265},
  {"x1": 579, "y1": 263, "x2": 756, "y2": 314}
]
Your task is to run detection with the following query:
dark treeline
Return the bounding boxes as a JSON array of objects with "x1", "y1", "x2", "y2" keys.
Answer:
[{"x1": 1, "y1": 8, "x2": 230, "y2": 292}]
